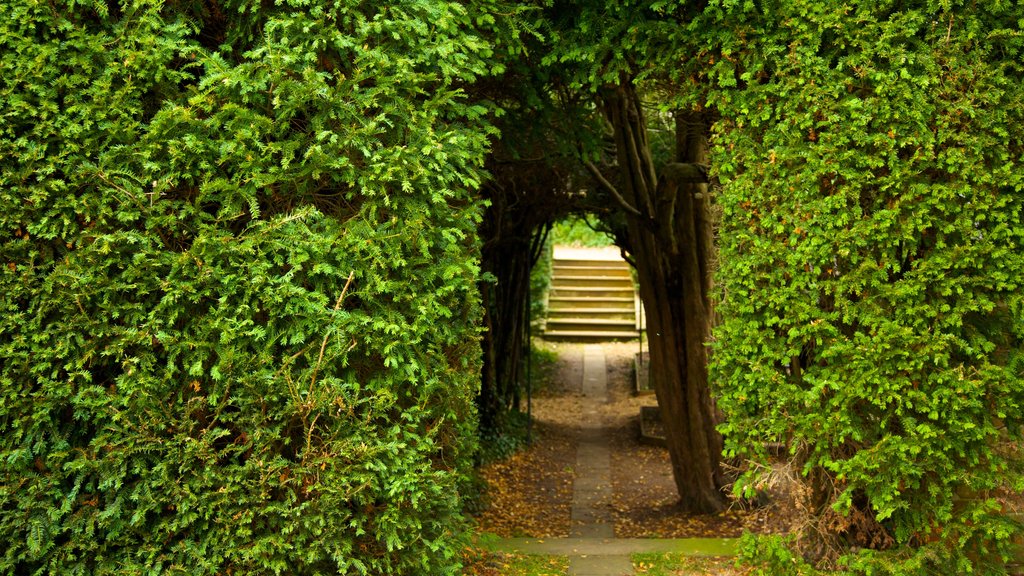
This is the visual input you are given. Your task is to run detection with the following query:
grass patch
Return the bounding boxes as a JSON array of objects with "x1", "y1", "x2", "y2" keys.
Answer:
[
  {"x1": 633, "y1": 552, "x2": 740, "y2": 576},
  {"x1": 502, "y1": 554, "x2": 569, "y2": 576},
  {"x1": 528, "y1": 339, "x2": 560, "y2": 395},
  {"x1": 463, "y1": 546, "x2": 568, "y2": 576}
]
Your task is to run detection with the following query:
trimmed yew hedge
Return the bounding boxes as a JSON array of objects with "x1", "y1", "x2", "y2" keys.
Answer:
[
  {"x1": 708, "y1": 1, "x2": 1024, "y2": 573},
  {"x1": 0, "y1": 1, "x2": 497, "y2": 574}
]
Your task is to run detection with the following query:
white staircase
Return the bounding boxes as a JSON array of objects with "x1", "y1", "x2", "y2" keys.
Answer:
[{"x1": 544, "y1": 247, "x2": 639, "y2": 341}]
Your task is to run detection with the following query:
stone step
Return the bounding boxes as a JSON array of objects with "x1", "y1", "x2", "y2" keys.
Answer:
[
  {"x1": 546, "y1": 318, "x2": 635, "y2": 332},
  {"x1": 549, "y1": 324, "x2": 638, "y2": 335},
  {"x1": 552, "y1": 282, "x2": 630, "y2": 295},
  {"x1": 549, "y1": 295, "x2": 634, "y2": 304},
  {"x1": 551, "y1": 276, "x2": 634, "y2": 289},
  {"x1": 546, "y1": 248, "x2": 638, "y2": 342},
  {"x1": 552, "y1": 258, "x2": 630, "y2": 269},
  {"x1": 547, "y1": 308, "x2": 635, "y2": 320},
  {"x1": 552, "y1": 264, "x2": 632, "y2": 278},
  {"x1": 543, "y1": 329, "x2": 639, "y2": 341}
]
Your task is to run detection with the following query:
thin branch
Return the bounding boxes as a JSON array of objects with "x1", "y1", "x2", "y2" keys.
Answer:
[
  {"x1": 620, "y1": 114, "x2": 656, "y2": 208},
  {"x1": 584, "y1": 159, "x2": 643, "y2": 218},
  {"x1": 621, "y1": 249, "x2": 636, "y2": 269},
  {"x1": 310, "y1": 270, "x2": 356, "y2": 393},
  {"x1": 96, "y1": 171, "x2": 139, "y2": 204},
  {"x1": 612, "y1": 86, "x2": 657, "y2": 218},
  {"x1": 627, "y1": 87, "x2": 659, "y2": 191}
]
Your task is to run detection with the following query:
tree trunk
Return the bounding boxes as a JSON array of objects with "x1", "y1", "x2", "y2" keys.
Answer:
[
  {"x1": 600, "y1": 81, "x2": 725, "y2": 513},
  {"x1": 476, "y1": 184, "x2": 552, "y2": 432},
  {"x1": 477, "y1": 230, "x2": 531, "y2": 430}
]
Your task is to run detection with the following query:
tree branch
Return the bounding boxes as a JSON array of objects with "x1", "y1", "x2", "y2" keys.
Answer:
[
  {"x1": 584, "y1": 159, "x2": 643, "y2": 218},
  {"x1": 625, "y1": 85, "x2": 659, "y2": 192},
  {"x1": 660, "y1": 162, "x2": 710, "y2": 184},
  {"x1": 617, "y1": 99, "x2": 658, "y2": 216}
]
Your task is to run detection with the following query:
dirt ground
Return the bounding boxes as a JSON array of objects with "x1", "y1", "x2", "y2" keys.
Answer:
[{"x1": 473, "y1": 340, "x2": 798, "y2": 539}]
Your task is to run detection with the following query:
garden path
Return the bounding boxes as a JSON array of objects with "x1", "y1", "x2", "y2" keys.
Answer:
[{"x1": 486, "y1": 343, "x2": 739, "y2": 575}]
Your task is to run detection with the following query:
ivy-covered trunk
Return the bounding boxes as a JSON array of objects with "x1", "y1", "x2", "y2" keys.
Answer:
[{"x1": 599, "y1": 81, "x2": 725, "y2": 513}]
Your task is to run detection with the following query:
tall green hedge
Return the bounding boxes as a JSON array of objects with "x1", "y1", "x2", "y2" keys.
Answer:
[
  {"x1": 708, "y1": 1, "x2": 1024, "y2": 573},
  {"x1": 0, "y1": 1, "x2": 498, "y2": 574}
]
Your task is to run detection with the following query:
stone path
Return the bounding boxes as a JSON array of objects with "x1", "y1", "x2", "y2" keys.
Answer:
[
  {"x1": 569, "y1": 344, "x2": 630, "y2": 575},
  {"x1": 489, "y1": 343, "x2": 738, "y2": 575}
]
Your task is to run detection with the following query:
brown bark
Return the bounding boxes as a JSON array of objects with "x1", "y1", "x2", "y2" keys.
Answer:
[
  {"x1": 476, "y1": 170, "x2": 566, "y2": 431},
  {"x1": 474, "y1": 122, "x2": 581, "y2": 432},
  {"x1": 600, "y1": 81, "x2": 725, "y2": 513},
  {"x1": 477, "y1": 185, "x2": 537, "y2": 430}
]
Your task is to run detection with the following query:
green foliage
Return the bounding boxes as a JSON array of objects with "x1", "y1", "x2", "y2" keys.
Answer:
[
  {"x1": 542, "y1": 0, "x2": 698, "y2": 92},
  {"x1": 708, "y1": 1, "x2": 1024, "y2": 573},
  {"x1": 530, "y1": 229, "x2": 554, "y2": 322},
  {"x1": 0, "y1": 0, "x2": 509, "y2": 574},
  {"x1": 736, "y1": 534, "x2": 822, "y2": 576},
  {"x1": 477, "y1": 409, "x2": 532, "y2": 465},
  {"x1": 529, "y1": 341, "x2": 561, "y2": 382},
  {"x1": 473, "y1": 342, "x2": 556, "y2": 465},
  {"x1": 550, "y1": 216, "x2": 614, "y2": 247}
]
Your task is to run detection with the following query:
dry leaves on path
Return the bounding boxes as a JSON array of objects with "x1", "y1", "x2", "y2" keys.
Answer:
[
  {"x1": 472, "y1": 340, "x2": 797, "y2": 541},
  {"x1": 473, "y1": 342, "x2": 582, "y2": 538},
  {"x1": 472, "y1": 418, "x2": 576, "y2": 538}
]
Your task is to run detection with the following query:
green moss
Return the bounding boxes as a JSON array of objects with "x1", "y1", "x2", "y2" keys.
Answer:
[{"x1": 632, "y1": 552, "x2": 738, "y2": 576}]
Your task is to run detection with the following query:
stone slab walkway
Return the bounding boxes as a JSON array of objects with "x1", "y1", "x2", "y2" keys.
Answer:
[
  {"x1": 572, "y1": 344, "x2": 615, "y2": 539},
  {"x1": 567, "y1": 344, "x2": 630, "y2": 575}
]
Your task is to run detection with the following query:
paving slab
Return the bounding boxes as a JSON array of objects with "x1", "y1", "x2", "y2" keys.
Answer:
[
  {"x1": 571, "y1": 345, "x2": 615, "y2": 541},
  {"x1": 568, "y1": 344, "x2": 630, "y2": 574},
  {"x1": 571, "y1": 521, "x2": 615, "y2": 540}
]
